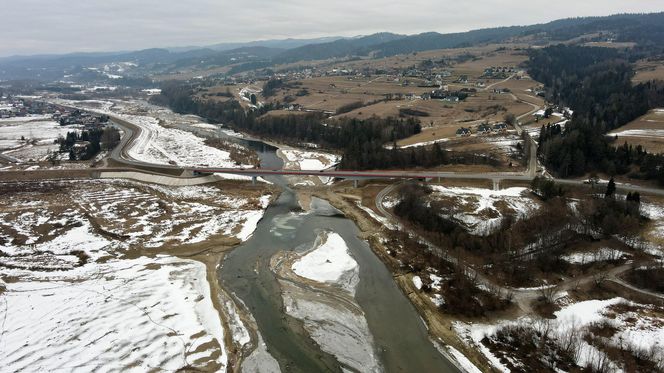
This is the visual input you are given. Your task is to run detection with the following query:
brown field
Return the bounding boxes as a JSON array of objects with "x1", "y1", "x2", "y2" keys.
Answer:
[
  {"x1": 271, "y1": 43, "x2": 531, "y2": 74},
  {"x1": 633, "y1": 60, "x2": 664, "y2": 83},
  {"x1": 195, "y1": 44, "x2": 547, "y2": 161},
  {"x1": 608, "y1": 109, "x2": 664, "y2": 153},
  {"x1": 582, "y1": 41, "x2": 636, "y2": 49},
  {"x1": 491, "y1": 77, "x2": 541, "y2": 94},
  {"x1": 152, "y1": 65, "x2": 235, "y2": 81},
  {"x1": 452, "y1": 49, "x2": 528, "y2": 76},
  {"x1": 391, "y1": 94, "x2": 533, "y2": 147}
]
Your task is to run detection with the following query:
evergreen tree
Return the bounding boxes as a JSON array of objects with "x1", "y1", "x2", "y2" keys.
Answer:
[{"x1": 605, "y1": 177, "x2": 616, "y2": 199}]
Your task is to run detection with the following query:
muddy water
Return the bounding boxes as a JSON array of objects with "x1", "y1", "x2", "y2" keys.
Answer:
[{"x1": 218, "y1": 135, "x2": 459, "y2": 372}]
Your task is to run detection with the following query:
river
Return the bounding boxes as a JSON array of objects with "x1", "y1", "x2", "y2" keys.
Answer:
[{"x1": 215, "y1": 132, "x2": 459, "y2": 372}]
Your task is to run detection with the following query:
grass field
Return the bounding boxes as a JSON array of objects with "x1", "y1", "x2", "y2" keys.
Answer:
[
  {"x1": 608, "y1": 109, "x2": 664, "y2": 153},
  {"x1": 633, "y1": 60, "x2": 664, "y2": 84}
]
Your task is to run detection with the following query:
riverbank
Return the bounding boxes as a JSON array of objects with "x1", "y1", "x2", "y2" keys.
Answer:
[
  {"x1": 299, "y1": 184, "x2": 491, "y2": 372},
  {"x1": 270, "y1": 231, "x2": 382, "y2": 372}
]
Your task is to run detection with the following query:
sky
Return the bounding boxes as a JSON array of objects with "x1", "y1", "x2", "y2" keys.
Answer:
[{"x1": 1, "y1": 0, "x2": 662, "y2": 57}]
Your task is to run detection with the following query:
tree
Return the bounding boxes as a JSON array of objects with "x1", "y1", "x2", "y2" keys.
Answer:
[
  {"x1": 543, "y1": 107, "x2": 553, "y2": 118},
  {"x1": 250, "y1": 94, "x2": 257, "y2": 106},
  {"x1": 504, "y1": 113, "x2": 516, "y2": 126},
  {"x1": 604, "y1": 177, "x2": 616, "y2": 199}
]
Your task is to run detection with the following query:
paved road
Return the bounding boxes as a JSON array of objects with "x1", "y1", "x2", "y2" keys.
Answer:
[{"x1": 110, "y1": 110, "x2": 664, "y2": 197}]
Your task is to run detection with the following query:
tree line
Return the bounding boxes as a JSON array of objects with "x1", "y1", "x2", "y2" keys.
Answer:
[
  {"x1": 57, "y1": 127, "x2": 120, "y2": 161},
  {"x1": 157, "y1": 82, "x2": 498, "y2": 170}
]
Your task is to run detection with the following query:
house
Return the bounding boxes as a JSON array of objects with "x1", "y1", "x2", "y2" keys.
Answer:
[
  {"x1": 71, "y1": 141, "x2": 91, "y2": 159},
  {"x1": 493, "y1": 123, "x2": 508, "y2": 133},
  {"x1": 430, "y1": 89, "x2": 448, "y2": 100},
  {"x1": 477, "y1": 123, "x2": 492, "y2": 135},
  {"x1": 456, "y1": 127, "x2": 471, "y2": 137}
]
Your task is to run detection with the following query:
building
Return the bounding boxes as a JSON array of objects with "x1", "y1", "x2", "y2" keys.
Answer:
[
  {"x1": 477, "y1": 123, "x2": 492, "y2": 135},
  {"x1": 493, "y1": 123, "x2": 508, "y2": 133},
  {"x1": 456, "y1": 127, "x2": 471, "y2": 137}
]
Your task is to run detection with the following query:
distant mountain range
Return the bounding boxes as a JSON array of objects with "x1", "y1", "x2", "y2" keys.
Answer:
[{"x1": 1, "y1": 12, "x2": 663, "y2": 82}]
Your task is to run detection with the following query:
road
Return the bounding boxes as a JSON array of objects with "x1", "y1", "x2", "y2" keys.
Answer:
[
  {"x1": 105, "y1": 108, "x2": 664, "y2": 197},
  {"x1": 483, "y1": 74, "x2": 516, "y2": 91},
  {"x1": 374, "y1": 182, "x2": 663, "y2": 311},
  {"x1": 10, "y1": 101, "x2": 660, "y2": 199}
]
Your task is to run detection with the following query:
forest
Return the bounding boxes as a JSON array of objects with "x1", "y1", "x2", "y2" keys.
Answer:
[
  {"x1": 392, "y1": 182, "x2": 644, "y2": 287},
  {"x1": 529, "y1": 45, "x2": 664, "y2": 184}
]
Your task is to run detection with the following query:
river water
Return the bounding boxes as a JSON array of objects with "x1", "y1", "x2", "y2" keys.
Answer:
[{"x1": 218, "y1": 133, "x2": 459, "y2": 372}]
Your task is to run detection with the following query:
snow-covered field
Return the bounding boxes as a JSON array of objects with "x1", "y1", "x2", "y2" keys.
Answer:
[
  {"x1": 0, "y1": 179, "x2": 273, "y2": 372},
  {"x1": 120, "y1": 114, "x2": 252, "y2": 168},
  {"x1": 609, "y1": 129, "x2": 664, "y2": 139},
  {"x1": 0, "y1": 120, "x2": 78, "y2": 162},
  {"x1": 0, "y1": 114, "x2": 53, "y2": 123},
  {"x1": 430, "y1": 186, "x2": 539, "y2": 235},
  {"x1": 1, "y1": 256, "x2": 228, "y2": 372},
  {"x1": 281, "y1": 149, "x2": 340, "y2": 171}
]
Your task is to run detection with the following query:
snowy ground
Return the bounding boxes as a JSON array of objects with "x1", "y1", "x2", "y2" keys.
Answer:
[
  {"x1": 0, "y1": 120, "x2": 79, "y2": 162},
  {"x1": 1, "y1": 256, "x2": 228, "y2": 372},
  {"x1": 0, "y1": 179, "x2": 273, "y2": 372},
  {"x1": 72, "y1": 181, "x2": 270, "y2": 247},
  {"x1": 446, "y1": 346, "x2": 483, "y2": 373},
  {"x1": 399, "y1": 138, "x2": 449, "y2": 149},
  {"x1": 280, "y1": 149, "x2": 340, "y2": 171},
  {"x1": 561, "y1": 248, "x2": 629, "y2": 264},
  {"x1": 280, "y1": 231, "x2": 381, "y2": 372},
  {"x1": 429, "y1": 186, "x2": 539, "y2": 236},
  {"x1": 609, "y1": 129, "x2": 664, "y2": 139},
  {"x1": 479, "y1": 134, "x2": 522, "y2": 155},
  {"x1": 53, "y1": 98, "x2": 256, "y2": 169},
  {"x1": 292, "y1": 232, "x2": 359, "y2": 294},
  {"x1": 120, "y1": 114, "x2": 252, "y2": 168},
  {"x1": 355, "y1": 201, "x2": 397, "y2": 230},
  {"x1": 643, "y1": 202, "x2": 664, "y2": 240},
  {"x1": 455, "y1": 297, "x2": 664, "y2": 372}
]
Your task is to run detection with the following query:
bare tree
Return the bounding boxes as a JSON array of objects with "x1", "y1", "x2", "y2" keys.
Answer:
[
  {"x1": 539, "y1": 283, "x2": 557, "y2": 304},
  {"x1": 592, "y1": 271, "x2": 609, "y2": 288}
]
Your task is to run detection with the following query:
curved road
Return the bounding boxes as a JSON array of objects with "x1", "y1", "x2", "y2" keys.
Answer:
[{"x1": 374, "y1": 182, "x2": 664, "y2": 311}]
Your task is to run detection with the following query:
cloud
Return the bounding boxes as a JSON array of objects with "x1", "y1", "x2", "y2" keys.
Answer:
[{"x1": 1, "y1": 0, "x2": 662, "y2": 56}]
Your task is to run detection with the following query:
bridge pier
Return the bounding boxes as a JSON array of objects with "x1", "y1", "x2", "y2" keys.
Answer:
[
  {"x1": 252, "y1": 176, "x2": 257, "y2": 185},
  {"x1": 493, "y1": 179, "x2": 500, "y2": 191},
  {"x1": 353, "y1": 179, "x2": 358, "y2": 188}
]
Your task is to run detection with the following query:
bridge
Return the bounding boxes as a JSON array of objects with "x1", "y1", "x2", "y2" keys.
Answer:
[{"x1": 190, "y1": 167, "x2": 534, "y2": 187}]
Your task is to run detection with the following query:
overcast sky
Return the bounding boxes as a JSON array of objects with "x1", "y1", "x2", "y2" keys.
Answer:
[{"x1": 1, "y1": 0, "x2": 662, "y2": 57}]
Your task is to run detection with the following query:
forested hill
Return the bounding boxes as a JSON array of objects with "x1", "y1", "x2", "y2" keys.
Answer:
[
  {"x1": 272, "y1": 33, "x2": 405, "y2": 64},
  {"x1": 530, "y1": 44, "x2": 664, "y2": 184},
  {"x1": 269, "y1": 12, "x2": 664, "y2": 64}
]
